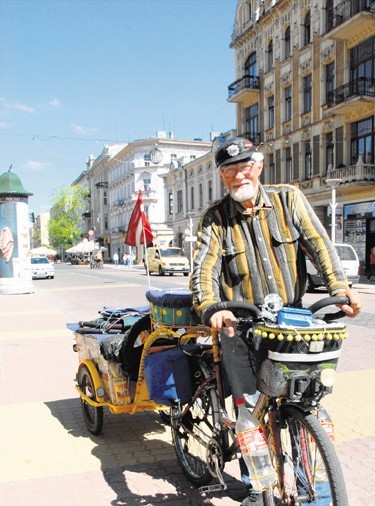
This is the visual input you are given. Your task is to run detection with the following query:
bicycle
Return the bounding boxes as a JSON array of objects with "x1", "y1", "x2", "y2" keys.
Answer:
[{"x1": 170, "y1": 295, "x2": 350, "y2": 505}]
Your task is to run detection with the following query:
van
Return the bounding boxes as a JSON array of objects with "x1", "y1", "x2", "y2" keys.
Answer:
[
  {"x1": 145, "y1": 247, "x2": 190, "y2": 276},
  {"x1": 306, "y1": 243, "x2": 360, "y2": 292}
]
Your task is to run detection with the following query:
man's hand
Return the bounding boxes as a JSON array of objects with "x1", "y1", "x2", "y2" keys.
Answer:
[
  {"x1": 210, "y1": 310, "x2": 237, "y2": 337},
  {"x1": 336, "y1": 288, "x2": 363, "y2": 317}
]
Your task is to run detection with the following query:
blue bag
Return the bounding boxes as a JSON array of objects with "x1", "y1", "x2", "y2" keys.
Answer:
[{"x1": 144, "y1": 346, "x2": 194, "y2": 406}]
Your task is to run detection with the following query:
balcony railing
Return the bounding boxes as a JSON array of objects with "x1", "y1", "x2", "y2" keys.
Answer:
[
  {"x1": 242, "y1": 132, "x2": 262, "y2": 146},
  {"x1": 228, "y1": 75, "x2": 260, "y2": 99},
  {"x1": 327, "y1": 161, "x2": 375, "y2": 183},
  {"x1": 327, "y1": 77, "x2": 375, "y2": 107},
  {"x1": 326, "y1": 0, "x2": 375, "y2": 32}
]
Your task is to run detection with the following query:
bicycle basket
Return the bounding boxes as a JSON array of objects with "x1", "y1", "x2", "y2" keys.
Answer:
[{"x1": 252, "y1": 321, "x2": 348, "y2": 399}]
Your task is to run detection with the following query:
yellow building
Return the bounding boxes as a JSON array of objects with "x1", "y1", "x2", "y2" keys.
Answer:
[{"x1": 230, "y1": 0, "x2": 375, "y2": 271}]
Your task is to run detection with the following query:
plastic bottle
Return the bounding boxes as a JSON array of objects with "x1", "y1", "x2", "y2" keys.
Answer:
[{"x1": 235, "y1": 397, "x2": 277, "y2": 492}]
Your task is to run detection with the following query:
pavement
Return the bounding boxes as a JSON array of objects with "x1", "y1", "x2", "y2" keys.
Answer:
[{"x1": 0, "y1": 269, "x2": 374, "y2": 506}]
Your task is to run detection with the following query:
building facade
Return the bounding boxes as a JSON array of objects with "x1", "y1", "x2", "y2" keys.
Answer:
[
  {"x1": 230, "y1": 0, "x2": 375, "y2": 271},
  {"x1": 104, "y1": 133, "x2": 211, "y2": 260}
]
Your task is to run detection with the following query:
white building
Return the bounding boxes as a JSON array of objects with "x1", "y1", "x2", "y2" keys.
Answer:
[{"x1": 106, "y1": 132, "x2": 211, "y2": 260}]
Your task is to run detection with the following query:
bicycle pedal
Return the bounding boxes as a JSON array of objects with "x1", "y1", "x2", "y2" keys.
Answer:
[{"x1": 200, "y1": 483, "x2": 227, "y2": 493}]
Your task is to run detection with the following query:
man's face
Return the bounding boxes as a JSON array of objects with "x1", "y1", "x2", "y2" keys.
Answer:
[{"x1": 219, "y1": 158, "x2": 263, "y2": 203}]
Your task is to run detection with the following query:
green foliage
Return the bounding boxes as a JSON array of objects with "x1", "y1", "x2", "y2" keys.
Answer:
[{"x1": 48, "y1": 184, "x2": 89, "y2": 249}]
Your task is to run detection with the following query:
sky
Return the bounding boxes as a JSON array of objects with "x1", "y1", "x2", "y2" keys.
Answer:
[{"x1": 0, "y1": 0, "x2": 237, "y2": 214}]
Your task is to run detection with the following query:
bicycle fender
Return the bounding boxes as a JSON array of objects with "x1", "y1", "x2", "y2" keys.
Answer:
[
  {"x1": 280, "y1": 402, "x2": 315, "y2": 416},
  {"x1": 78, "y1": 360, "x2": 105, "y2": 400}
]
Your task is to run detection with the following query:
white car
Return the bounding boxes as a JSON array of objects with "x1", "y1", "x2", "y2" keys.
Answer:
[
  {"x1": 306, "y1": 243, "x2": 360, "y2": 292},
  {"x1": 31, "y1": 256, "x2": 55, "y2": 279}
]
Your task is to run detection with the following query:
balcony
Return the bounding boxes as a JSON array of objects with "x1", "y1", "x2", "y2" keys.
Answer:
[
  {"x1": 327, "y1": 160, "x2": 375, "y2": 183},
  {"x1": 241, "y1": 132, "x2": 262, "y2": 146},
  {"x1": 324, "y1": 0, "x2": 375, "y2": 43},
  {"x1": 326, "y1": 77, "x2": 375, "y2": 115},
  {"x1": 228, "y1": 75, "x2": 260, "y2": 107}
]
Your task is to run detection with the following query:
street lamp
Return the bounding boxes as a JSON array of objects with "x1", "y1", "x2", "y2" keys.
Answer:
[
  {"x1": 326, "y1": 178, "x2": 342, "y2": 245},
  {"x1": 186, "y1": 212, "x2": 195, "y2": 274}
]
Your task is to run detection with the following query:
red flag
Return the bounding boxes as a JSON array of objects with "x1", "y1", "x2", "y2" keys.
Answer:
[{"x1": 124, "y1": 190, "x2": 153, "y2": 246}]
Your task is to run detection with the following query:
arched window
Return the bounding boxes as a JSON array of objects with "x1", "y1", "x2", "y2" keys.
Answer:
[
  {"x1": 245, "y1": 52, "x2": 257, "y2": 87},
  {"x1": 284, "y1": 26, "x2": 291, "y2": 59},
  {"x1": 303, "y1": 11, "x2": 311, "y2": 47},
  {"x1": 267, "y1": 39, "x2": 273, "y2": 70}
]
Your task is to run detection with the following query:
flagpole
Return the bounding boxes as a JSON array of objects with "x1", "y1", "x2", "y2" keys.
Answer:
[{"x1": 143, "y1": 225, "x2": 151, "y2": 288}]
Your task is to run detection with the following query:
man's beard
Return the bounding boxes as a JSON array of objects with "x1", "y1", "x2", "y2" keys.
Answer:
[{"x1": 230, "y1": 183, "x2": 257, "y2": 202}]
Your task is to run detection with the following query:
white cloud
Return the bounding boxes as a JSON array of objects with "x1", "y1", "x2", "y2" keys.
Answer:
[
  {"x1": 48, "y1": 98, "x2": 60, "y2": 107},
  {"x1": 71, "y1": 123, "x2": 99, "y2": 135},
  {"x1": 0, "y1": 121, "x2": 11, "y2": 129},
  {"x1": 24, "y1": 160, "x2": 50, "y2": 171},
  {"x1": 0, "y1": 97, "x2": 36, "y2": 113}
]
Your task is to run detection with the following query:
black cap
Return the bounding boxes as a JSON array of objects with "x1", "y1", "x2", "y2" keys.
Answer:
[{"x1": 215, "y1": 137, "x2": 256, "y2": 168}]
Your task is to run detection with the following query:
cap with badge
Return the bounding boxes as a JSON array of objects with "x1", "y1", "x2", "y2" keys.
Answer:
[{"x1": 215, "y1": 136, "x2": 263, "y2": 168}]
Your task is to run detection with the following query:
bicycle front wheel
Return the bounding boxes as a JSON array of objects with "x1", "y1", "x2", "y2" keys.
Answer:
[
  {"x1": 273, "y1": 405, "x2": 348, "y2": 505},
  {"x1": 171, "y1": 360, "x2": 222, "y2": 487}
]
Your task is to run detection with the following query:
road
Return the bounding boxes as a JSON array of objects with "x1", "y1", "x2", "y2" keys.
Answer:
[{"x1": 1, "y1": 263, "x2": 374, "y2": 505}]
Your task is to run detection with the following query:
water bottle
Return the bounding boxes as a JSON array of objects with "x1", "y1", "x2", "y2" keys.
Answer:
[{"x1": 235, "y1": 398, "x2": 277, "y2": 492}]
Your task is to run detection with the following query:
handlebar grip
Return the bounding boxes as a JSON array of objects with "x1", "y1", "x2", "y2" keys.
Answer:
[
  {"x1": 307, "y1": 296, "x2": 350, "y2": 315},
  {"x1": 201, "y1": 301, "x2": 261, "y2": 327}
]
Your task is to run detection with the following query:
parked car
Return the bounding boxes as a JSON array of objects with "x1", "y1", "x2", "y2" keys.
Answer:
[
  {"x1": 31, "y1": 256, "x2": 55, "y2": 279},
  {"x1": 144, "y1": 247, "x2": 190, "y2": 276},
  {"x1": 306, "y1": 243, "x2": 360, "y2": 292}
]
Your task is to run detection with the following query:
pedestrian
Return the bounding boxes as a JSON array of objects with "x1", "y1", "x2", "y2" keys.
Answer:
[
  {"x1": 190, "y1": 136, "x2": 362, "y2": 505},
  {"x1": 367, "y1": 246, "x2": 375, "y2": 280},
  {"x1": 122, "y1": 252, "x2": 129, "y2": 267},
  {"x1": 113, "y1": 252, "x2": 119, "y2": 266}
]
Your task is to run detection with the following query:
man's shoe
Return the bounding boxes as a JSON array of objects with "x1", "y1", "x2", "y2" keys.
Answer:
[{"x1": 241, "y1": 491, "x2": 263, "y2": 505}]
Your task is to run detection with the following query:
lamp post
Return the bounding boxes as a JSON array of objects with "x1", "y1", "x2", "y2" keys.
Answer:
[{"x1": 326, "y1": 178, "x2": 342, "y2": 245}]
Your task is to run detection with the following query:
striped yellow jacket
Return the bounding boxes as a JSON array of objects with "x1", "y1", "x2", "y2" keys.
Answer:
[{"x1": 190, "y1": 183, "x2": 349, "y2": 315}]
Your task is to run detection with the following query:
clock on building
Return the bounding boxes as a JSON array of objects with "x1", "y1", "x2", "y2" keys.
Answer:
[{"x1": 149, "y1": 147, "x2": 163, "y2": 164}]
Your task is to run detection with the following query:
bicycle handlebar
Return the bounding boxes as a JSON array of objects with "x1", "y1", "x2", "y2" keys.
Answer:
[
  {"x1": 201, "y1": 301, "x2": 261, "y2": 327},
  {"x1": 201, "y1": 296, "x2": 351, "y2": 327}
]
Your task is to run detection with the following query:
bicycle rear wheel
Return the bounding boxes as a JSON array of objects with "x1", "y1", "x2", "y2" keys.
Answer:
[
  {"x1": 273, "y1": 405, "x2": 348, "y2": 505},
  {"x1": 171, "y1": 359, "x2": 222, "y2": 487}
]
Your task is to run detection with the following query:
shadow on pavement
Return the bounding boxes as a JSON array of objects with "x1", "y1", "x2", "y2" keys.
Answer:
[{"x1": 45, "y1": 397, "x2": 247, "y2": 505}]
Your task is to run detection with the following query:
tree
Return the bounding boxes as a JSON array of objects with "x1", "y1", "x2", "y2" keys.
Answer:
[{"x1": 48, "y1": 184, "x2": 89, "y2": 249}]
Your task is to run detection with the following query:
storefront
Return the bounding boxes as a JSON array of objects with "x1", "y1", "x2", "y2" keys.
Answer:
[{"x1": 343, "y1": 200, "x2": 375, "y2": 272}]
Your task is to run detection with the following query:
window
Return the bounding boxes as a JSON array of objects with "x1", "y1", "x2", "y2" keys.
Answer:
[
  {"x1": 350, "y1": 37, "x2": 375, "y2": 93},
  {"x1": 285, "y1": 147, "x2": 292, "y2": 183},
  {"x1": 269, "y1": 154, "x2": 275, "y2": 184},
  {"x1": 284, "y1": 26, "x2": 291, "y2": 60},
  {"x1": 168, "y1": 192, "x2": 173, "y2": 214},
  {"x1": 177, "y1": 190, "x2": 183, "y2": 213},
  {"x1": 304, "y1": 143, "x2": 312, "y2": 179},
  {"x1": 326, "y1": 132, "x2": 334, "y2": 174},
  {"x1": 143, "y1": 177, "x2": 151, "y2": 191},
  {"x1": 245, "y1": 52, "x2": 257, "y2": 85},
  {"x1": 103, "y1": 191, "x2": 107, "y2": 205},
  {"x1": 303, "y1": 11, "x2": 311, "y2": 47},
  {"x1": 285, "y1": 86, "x2": 292, "y2": 121},
  {"x1": 267, "y1": 40, "x2": 273, "y2": 71},
  {"x1": 303, "y1": 74, "x2": 312, "y2": 113},
  {"x1": 325, "y1": 0, "x2": 334, "y2": 33},
  {"x1": 199, "y1": 183, "x2": 203, "y2": 208},
  {"x1": 144, "y1": 153, "x2": 150, "y2": 167},
  {"x1": 268, "y1": 96, "x2": 274, "y2": 129},
  {"x1": 351, "y1": 116, "x2": 375, "y2": 165},
  {"x1": 190, "y1": 186, "x2": 194, "y2": 210},
  {"x1": 245, "y1": 103, "x2": 259, "y2": 142},
  {"x1": 208, "y1": 180, "x2": 213, "y2": 201},
  {"x1": 190, "y1": 155, "x2": 196, "y2": 161},
  {"x1": 325, "y1": 62, "x2": 335, "y2": 104},
  {"x1": 104, "y1": 214, "x2": 108, "y2": 229}
]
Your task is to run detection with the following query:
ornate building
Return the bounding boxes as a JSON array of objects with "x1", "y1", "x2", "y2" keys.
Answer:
[{"x1": 230, "y1": 0, "x2": 375, "y2": 270}]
